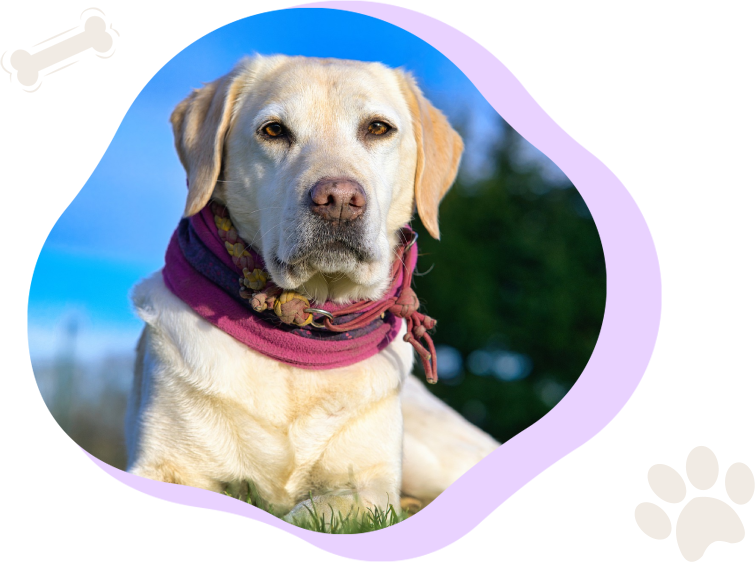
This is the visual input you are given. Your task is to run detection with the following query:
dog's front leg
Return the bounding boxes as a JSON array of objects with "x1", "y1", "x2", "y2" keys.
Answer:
[
  {"x1": 282, "y1": 391, "x2": 403, "y2": 528},
  {"x1": 400, "y1": 373, "x2": 499, "y2": 503},
  {"x1": 125, "y1": 325, "x2": 229, "y2": 493}
]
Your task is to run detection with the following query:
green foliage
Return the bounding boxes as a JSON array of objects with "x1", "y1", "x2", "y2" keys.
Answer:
[
  {"x1": 226, "y1": 484, "x2": 407, "y2": 534},
  {"x1": 291, "y1": 498, "x2": 406, "y2": 534},
  {"x1": 412, "y1": 119, "x2": 606, "y2": 443}
]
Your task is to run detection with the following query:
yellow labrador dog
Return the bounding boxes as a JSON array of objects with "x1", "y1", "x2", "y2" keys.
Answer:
[{"x1": 126, "y1": 55, "x2": 498, "y2": 523}]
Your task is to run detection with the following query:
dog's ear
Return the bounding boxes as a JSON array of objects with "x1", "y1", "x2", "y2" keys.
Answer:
[
  {"x1": 397, "y1": 71, "x2": 464, "y2": 240},
  {"x1": 170, "y1": 67, "x2": 247, "y2": 217}
]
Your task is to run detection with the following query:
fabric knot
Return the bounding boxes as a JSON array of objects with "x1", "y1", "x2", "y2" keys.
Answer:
[
  {"x1": 242, "y1": 267, "x2": 268, "y2": 291},
  {"x1": 274, "y1": 291, "x2": 313, "y2": 327},
  {"x1": 213, "y1": 203, "x2": 259, "y2": 270},
  {"x1": 217, "y1": 222, "x2": 238, "y2": 244},
  {"x1": 410, "y1": 314, "x2": 436, "y2": 340},
  {"x1": 421, "y1": 315, "x2": 436, "y2": 330},
  {"x1": 246, "y1": 284, "x2": 280, "y2": 313},
  {"x1": 388, "y1": 287, "x2": 419, "y2": 318},
  {"x1": 239, "y1": 286, "x2": 255, "y2": 300},
  {"x1": 214, "y1": 215, "x2": 233, "y2": 233}
]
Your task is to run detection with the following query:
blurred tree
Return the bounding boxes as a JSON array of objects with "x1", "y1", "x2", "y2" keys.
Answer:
[
  {"x1": 52, "y1": 315, "x2": 79, "y2": 434},
  {"x1": 412, "y1": 118, "x2": 606, "y2": 444}
]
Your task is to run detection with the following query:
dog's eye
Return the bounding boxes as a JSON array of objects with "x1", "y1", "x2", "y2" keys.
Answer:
[
  {"x1": 367, "y1": 121, "x2": 391, "y2": 136},
  {"x1": 263, "y1": 123, "x2": 284, "y2": 137}
]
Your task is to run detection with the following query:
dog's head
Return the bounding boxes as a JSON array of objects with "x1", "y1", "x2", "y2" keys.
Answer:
[{"x1": 170, "y1": 55, "x2": 463, "y2": 303}]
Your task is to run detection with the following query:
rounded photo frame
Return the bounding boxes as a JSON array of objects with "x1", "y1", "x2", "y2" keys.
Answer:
[{"x1": 35, "y1": 2, "x2": 661, "y2": 559}]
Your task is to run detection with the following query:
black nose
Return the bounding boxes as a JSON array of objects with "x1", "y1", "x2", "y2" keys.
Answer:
[{"x1": 309, "y1": 178, "x2": 366, "y2": 223}]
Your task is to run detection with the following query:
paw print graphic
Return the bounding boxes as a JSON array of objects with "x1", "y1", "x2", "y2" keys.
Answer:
[{"x1": 635, "y1": 446, "x2": 754, "y2": 561}]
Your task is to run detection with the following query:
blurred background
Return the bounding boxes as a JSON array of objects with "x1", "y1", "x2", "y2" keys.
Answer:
[{"x1": 28, "y1": 8, "x2": 605, "y2": 470}]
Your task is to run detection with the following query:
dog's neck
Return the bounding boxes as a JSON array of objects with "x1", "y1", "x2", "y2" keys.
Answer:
[{"x1": 293, "y1": 273, "x2": 392, "y2": 306}]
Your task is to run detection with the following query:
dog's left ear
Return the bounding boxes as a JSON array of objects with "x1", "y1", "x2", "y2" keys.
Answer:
[
  {"x1": 396, "y1": 71, "x2": 464, "y2": 240},
  {"x1": 170, "y1": 66, "x2": 247, "y2": 217}
]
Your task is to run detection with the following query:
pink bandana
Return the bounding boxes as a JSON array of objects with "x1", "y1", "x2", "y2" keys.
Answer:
[{"x1": 162, "y1": 202, "x2": 438, "y2": 382}]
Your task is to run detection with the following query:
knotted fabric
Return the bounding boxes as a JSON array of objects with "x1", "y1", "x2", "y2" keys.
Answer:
[{"x1": 162, "y1": 202, "x2": 438, "y2": 382}]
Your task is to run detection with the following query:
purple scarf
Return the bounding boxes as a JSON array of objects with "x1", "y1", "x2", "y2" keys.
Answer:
[{"x1": 161, "y1": 203, "x2": 437, "y2": 378}]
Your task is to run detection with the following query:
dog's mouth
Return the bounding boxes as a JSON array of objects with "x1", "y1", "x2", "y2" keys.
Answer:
[
  {"x1": 286, "y1": 217, "x2": 376, "y2": 265},
  {"x1": 274, "y1": 241, "x2": 374, "y2": 281},
  {"x1": 288, "y1": 239, "x2": 372, "y2": 265},
  {"x1": 267, "y1": 217, "x2": 384, "y2": 291}
]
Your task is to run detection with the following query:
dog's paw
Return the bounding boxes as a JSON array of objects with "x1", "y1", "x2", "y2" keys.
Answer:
[
  {"x1": 399, "y1": 495, "x2": 423, "y2": 515},
  {"x1": 283, "y1": 493, "x2": 360, "y2": 529},
  {"x1": 635, "y1": 446, "x2": 754, "y2": 561}
]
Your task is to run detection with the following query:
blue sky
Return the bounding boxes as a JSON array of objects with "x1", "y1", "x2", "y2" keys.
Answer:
[{"x1": 28, "y1": 8, "x2": 505, "y2": 362}]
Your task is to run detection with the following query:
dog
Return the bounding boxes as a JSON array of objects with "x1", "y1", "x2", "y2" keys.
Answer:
[{"x1": 125, "y1": 54, "x2": 499, "y2": 523}]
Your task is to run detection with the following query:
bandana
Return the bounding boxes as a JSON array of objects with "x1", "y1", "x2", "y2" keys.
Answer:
[{"x1": 162, "y1": 202, "x2": 438, "y2": 382}]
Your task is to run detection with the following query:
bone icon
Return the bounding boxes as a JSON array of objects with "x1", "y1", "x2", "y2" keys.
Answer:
[{"x1": 10, "y1": 16, "x2": 113, "y2": 87}]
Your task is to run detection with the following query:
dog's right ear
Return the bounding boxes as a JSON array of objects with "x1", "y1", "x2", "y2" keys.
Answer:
[
  {"x1": 170, "y1": 67, "x2": 247, "y2": 217},
  {"x1": 395, "y1": 70, "x2": 464, "y2": 241}
]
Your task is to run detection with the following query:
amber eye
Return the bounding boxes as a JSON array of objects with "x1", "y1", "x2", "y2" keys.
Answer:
[
  {"x1": 263, "y1": 123, "x2": 284, "y2": 137},
  {"x1": 367, "y1": 121, "x2": 390, "y2": 136}
]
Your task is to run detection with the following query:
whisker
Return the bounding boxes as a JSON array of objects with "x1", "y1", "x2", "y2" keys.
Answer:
[
  {"x1": 250, "y1": 219, "x2": 287, "y2": 250},
  {"x1": 285, "y1": 224, "x2": 300, "y2": 245},
  {"x1": 232, "y1": 206, "x2": 285, "y2": 217},
  {"x1": 413, "y1": 263, "x2": 435, "y2": 277},
  {"x1": 391, "y1": 245, "x2": 407, "y2": 271},
  {"x1": 298, "y1": 283, "x2": 314, "y2": 300}
]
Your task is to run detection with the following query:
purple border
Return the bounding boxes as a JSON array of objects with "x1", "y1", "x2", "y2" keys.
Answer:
[{"x1": 87, "y1": 2, "x2": 661, "y2": 559}]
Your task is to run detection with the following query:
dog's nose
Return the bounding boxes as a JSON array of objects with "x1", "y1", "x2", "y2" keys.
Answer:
[{"x1": 309, "y1": 178, "x2": 366, "y2": 223}]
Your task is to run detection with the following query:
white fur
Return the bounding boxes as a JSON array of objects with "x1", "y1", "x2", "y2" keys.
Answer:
[{"x1": 126, "y1": 55, "x2": 499, "y2": 520}]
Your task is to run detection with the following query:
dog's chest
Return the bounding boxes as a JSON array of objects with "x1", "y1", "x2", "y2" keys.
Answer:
[
  {"x1": 184, "y1": 326, "x2": 412, "y2": 495},
  {"x1": 132, "y1": 273, "x2": 413, "y2": 496}
]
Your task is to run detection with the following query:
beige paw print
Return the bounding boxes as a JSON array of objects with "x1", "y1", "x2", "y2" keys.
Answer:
[{"x1": 635, "y1": 446, "x2": 753, "y2": 561}]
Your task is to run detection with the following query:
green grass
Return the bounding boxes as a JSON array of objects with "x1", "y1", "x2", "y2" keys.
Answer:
[{"x1": 225, "y1": 482, "x2": 410, "y2": 533}]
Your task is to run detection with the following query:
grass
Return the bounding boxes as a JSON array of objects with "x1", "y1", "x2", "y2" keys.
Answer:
[{"x1": 225, "y1": 482, "x2": 411, "y2": 533}]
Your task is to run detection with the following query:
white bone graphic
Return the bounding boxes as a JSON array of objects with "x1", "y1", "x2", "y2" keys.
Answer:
[{"x1": 4, "y1": 11, "x2": 117, "y2": 90}]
